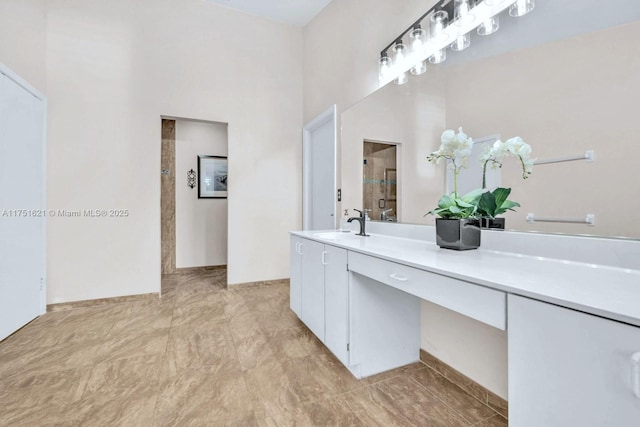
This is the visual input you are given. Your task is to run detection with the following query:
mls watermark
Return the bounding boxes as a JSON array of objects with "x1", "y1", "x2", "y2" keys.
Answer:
[{"x1": 1, "y1": 209, "x2": 130, "y2": 218}]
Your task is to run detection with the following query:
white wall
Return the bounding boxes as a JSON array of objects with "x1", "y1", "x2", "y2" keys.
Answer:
[
  {"x1": 45, "y1": 0, "x2": 303, "y2": 303},
  {"x1": 421, "y1": 301, "x2": 508, "y2": 398},
  {"x1": 0, "y1": 0, "x2": 47, "y2": 93},
  {"x1": 304, "y1": 0, "x2": 439, "y2": 230},
  {"x1": 303, "y1": 0, "x2": 437, "y2": 123},
  {"x1": 341, "y1": 72, "x2": 446, "y2": 225},
  {"x1": 175, "y1": 120, "x2": 228, "y2": 268},
  {"x1": 446, "y1": 22, "x2": 640, "y2": 239}
]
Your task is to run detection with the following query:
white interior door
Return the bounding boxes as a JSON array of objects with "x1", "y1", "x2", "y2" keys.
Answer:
[
  {"x1": 303, "y1": 105, "x2": 336, "y2": 230},
  {"x1": 0, "y1": 67, "x2": 46, "y2": 341}
]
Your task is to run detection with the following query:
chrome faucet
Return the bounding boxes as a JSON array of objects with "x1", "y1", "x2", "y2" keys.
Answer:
[
  {"x1": 381, "y1": 208, "x2": 393, "y2": 221},
  {"x1": 347, "y1": 209, "x2": 369, "y2": 236}
]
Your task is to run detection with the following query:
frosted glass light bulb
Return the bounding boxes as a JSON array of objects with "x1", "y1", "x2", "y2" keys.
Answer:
[
  {"x1": 378, "y1": 54, "x2": 392, "y2": 82},
  {"x1": 408, "y1": 25, "x2": 427, "y2": 75},
  {"x1": 395, "y1": 72, "x2": 408, "y2": 85},
  {"x1": 429, "y1": 49, "x2": 446, "y2": 64},
  {"x1": 392, "y1": 41, "x2": 409, "y2": 84},
  {"x1": 454, "y1": 0, "x2": 475, "y2": 26},
  {"x1": 411, "y1": 60, "x2": 427, "y2": 76},
  {"x1": 509, "y1": 0, "x2": 535, "y2": 17},
  {"x1": 392, "y1": 41, "x2": 407, "y2": 69},
  {"x1": 477, "y1": 15, "x2": 499, "y2": 36},
  {"x1": 430, "y1": 10, "x2": 449, "y2": 42},
  {"x1": 450, "y1": 33, "x2": 470, "y2": 51},
  {"x1": 409, "y1": 25, "x2": 426, "y2": 56}
]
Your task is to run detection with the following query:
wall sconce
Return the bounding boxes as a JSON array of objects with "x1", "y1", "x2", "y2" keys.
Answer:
[
  {"x1": 378, "y1": 0, "x2": 535, "y2": 86},
  {"x1": 187, "y1": 169, "x2": 196, "y2": 189}
]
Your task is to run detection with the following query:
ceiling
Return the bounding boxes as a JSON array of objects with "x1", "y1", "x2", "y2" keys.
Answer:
[{"x1": 205, "y1": 0, "x2": 333, "y2": 26}]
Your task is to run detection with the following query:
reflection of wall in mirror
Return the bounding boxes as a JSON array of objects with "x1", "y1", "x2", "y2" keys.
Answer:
[
  {"x1": 446, "y1": 21, "x2": 640, "y2": 238},
  {"x1": 341, "y1": 71, "x2": 447, "y2": 225},
  {"x1": 446, "y1": 135, "x2": 501, "y2": 195},
  {"x1": 342, "y1": 21, "x2": 640, "y2": 239}
]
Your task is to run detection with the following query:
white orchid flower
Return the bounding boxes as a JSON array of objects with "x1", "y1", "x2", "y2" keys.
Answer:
[
  {"x1": 441, "y1": 129, "x2": 455, "y2": 145},
  {"x1": 518, "y1": 143, "x2": 532, "y2": 158},
  {"x1": 481, "y1": 136, "x2": 533, "y2": 185},
  {"x1": 427, "y1": 127, "x2": 475, "y2": 195}
]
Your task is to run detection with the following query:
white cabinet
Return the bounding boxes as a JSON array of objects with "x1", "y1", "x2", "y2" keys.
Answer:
[
  {"x1": 349, "y1": 251, "x2": 506, "y2": 330},
  {"x1": 509, "y1": 295, "x2": 640, "y2": 427},
  {"x1": 289, "y1": 235, "x2": 349, "y2": 363},
  {"x1": 324, "y1": 245, "x2": 349, "y2": 365},
  {"x1": 300, "y1": 239, "x2": 326, "y2": 340}
]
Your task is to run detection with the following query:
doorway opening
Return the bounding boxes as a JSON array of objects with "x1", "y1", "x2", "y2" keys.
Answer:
[
  {"x1": 161, "y1": 117, "x2": 229, "y2": 295},
  {"x1": 363, "y1": 141, "x2": 398, "y2": 222}
]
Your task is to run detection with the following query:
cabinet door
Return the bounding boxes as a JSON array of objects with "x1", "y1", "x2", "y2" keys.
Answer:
[
  {"x1": 300, "y1": 239, "x2": 325, "y2": 341},
  {"x1": 324, "y1": 245, "x2": 349, "y2": 365},
  {"x1": 289, "y1": 236, "x2": 302, "y2": 317},
  {"x1": 509, "y1": 295, "x2": 640, "y2": 427}
]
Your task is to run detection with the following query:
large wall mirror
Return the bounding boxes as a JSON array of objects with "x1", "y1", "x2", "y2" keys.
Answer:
[{"x1": 341, "y1": 1, "x2": 640, "y2": 239}]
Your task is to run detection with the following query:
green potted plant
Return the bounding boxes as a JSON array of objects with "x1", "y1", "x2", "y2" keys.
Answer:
[
  {"x1": 426, "y1": 129, "x2": 534, "y2": 249},
  {"x1": 426, "y1": 128, "x2": 482, "y2": 250},
  {"x1": 477, "y1": 137, "x2": 533, "y2": 229}
]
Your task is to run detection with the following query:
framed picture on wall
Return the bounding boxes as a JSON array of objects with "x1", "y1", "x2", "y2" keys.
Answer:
[{"x1": 198, "y1": 155, "x2": 228, "y2": 198}]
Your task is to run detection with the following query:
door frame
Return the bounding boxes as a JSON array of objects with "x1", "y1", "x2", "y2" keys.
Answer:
[
  {"x1": 302, "y1": 104, "x2": 337, "y2": 230},
  {"x1": 159, "y1": 115, "x2": 230, "y2": 290}
]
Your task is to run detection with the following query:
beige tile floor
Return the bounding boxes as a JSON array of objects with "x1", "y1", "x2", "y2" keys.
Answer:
[{"x1": 0, "y1": 268, "x2": 507, "y2": 426}]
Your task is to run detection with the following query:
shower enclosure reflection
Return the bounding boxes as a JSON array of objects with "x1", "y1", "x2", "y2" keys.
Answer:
[{"x1": 363, "y1": 141, "x2": 398, "y2": 222}]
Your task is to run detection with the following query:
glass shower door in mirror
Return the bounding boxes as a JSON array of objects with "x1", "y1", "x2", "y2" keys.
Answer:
[{"x1": 363, "y1": 141, "x2": 398, "y2": 222}]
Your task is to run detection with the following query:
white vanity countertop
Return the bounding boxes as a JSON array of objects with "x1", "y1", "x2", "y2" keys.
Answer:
[{"x1": 291, "y1": 230, "x2": 640, "y2": 327}]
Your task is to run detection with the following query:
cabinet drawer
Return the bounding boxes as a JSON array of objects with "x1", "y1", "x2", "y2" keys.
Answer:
[{"x1": 348, "y1": 252, "x2": 506, "y2": 330}]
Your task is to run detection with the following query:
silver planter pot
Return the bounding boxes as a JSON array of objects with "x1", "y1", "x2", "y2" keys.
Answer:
[
  {"x1": 435, "y1": 218, "x2": 481, "y2": 250},
  {"x1": 480, "y1": 217, "x2": 506, "y2": 230}
]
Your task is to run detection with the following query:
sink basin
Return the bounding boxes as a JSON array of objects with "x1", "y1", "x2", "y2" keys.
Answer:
[{"x1": 312, "y1": 231, "x2": 361, "y2": 240}]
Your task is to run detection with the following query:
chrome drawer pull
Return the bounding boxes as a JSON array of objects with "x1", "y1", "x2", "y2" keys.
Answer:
[{"x1": 389, "y1": 273, "x2": 408, "y2": 282}]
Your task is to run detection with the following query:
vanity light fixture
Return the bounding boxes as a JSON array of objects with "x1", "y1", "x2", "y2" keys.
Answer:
[{"x1": 378, "y1": 0, "x2": 535, "y2": 86}]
